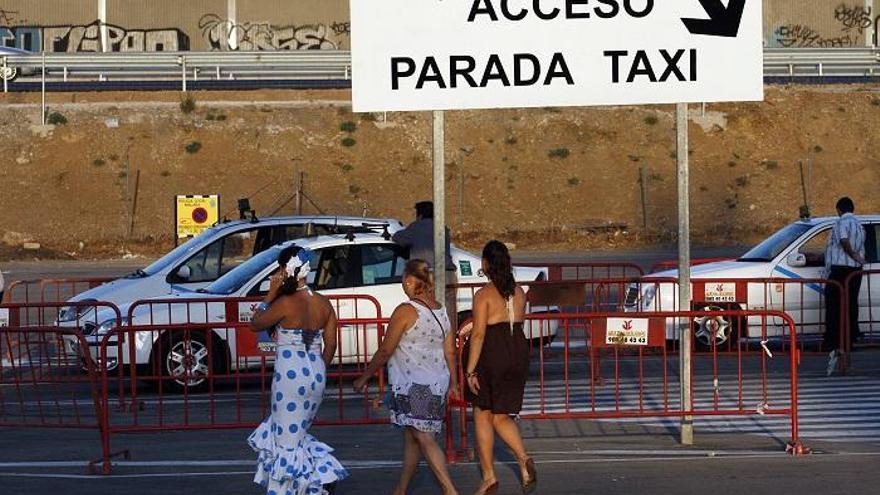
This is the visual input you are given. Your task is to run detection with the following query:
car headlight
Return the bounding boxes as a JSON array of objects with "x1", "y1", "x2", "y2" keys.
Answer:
[
  {"x1": 641, "y1": 286, "x2": 657, "y2": 311},
  {"x1": 96, "y1": 317, "x2": 128, "y2": 335}
]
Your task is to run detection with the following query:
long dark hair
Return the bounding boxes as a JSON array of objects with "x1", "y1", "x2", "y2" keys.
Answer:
[
  {"x1": 482, "y1": 240, "x2": 515, "y2": 299},
  {"x1": 277, "y1": 245, "x2": 303, "y2": 296}
]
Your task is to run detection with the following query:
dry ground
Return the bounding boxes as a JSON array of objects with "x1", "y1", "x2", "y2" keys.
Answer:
[{"x1": 1, "y1": 85, "x2": 879, "y2": 260}]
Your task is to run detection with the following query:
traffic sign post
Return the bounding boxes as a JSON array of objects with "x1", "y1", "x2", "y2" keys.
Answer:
[{"x1": 351, "y1": 0, "x2": 763, "y2": 445}]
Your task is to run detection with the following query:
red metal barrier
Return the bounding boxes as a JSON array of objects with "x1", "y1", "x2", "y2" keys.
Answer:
[
  {"x1": 648, "y1": 257, "x2": 734, "y2": 274},
  {"x1": 593, "y1": 277, "x2": 845, "y2": 356},
  {"x1": 85, "y1": 294, "x2": 387, "y2": 474},
  {"x1": 449, "y1": 309, "x2": 804, "y2": 461},
  {"x1": 0, "y1": 324, "x2": 115, "y2": 473},
  {"x1": 839, "y1": 269, "x2": 880, "y2": 372},
  {"x1": 2, "y1": 277, "x2": 114, "y2": 305},
  {"x1": 516, "y1": 262, "x2": 644, "y2": 282}
]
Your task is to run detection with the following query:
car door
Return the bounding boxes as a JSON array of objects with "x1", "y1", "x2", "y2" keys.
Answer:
[
  {"x1": 308, "y1": 244, "x2": 364, "y2": 363},
  {"x1": 168, "y1": 226, "x2": 270, "y2": 289},
  {"x1": 771, "y1": 226, "x2": 830, "y2": 339},
  {"x1": 345, "y1": 243, "x2": 409, "y2": 365}
]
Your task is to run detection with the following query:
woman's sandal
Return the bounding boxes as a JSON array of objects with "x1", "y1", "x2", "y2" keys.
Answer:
[
  {"x1": 521, "y1": 457, "x2": 537, "y2": 494},
  {"x1": 473, "y1": 480, "x2": 499, "y2": 495}
]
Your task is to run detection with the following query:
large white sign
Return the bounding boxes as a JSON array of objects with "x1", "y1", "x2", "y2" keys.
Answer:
[{"x1": 351, "y1": 0, "x2": 763, "y2": 112}]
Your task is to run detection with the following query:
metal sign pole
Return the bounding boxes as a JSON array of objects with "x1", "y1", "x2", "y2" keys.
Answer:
[
  {"x1": 676, "y1": 102, "x2": 693, "y2": 445},
  {"x1": 432, "y1": 110, "x2": 446, "y2": 303}
]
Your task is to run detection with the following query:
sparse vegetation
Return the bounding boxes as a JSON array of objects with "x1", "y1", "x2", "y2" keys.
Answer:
[
  {"x1": 728, "y1": 161, "x2": 737, "y2": 167},
  {"x1": 628, "y1": 154, "x2": 640, "y2": 162},
  {"x1": 47, "y1": 111, "x2": 68, "y2": 125},
  {"x1": 179, "y1": 97, "x2": 196, "y2": 114},
  {"x1": 567, "y1": 177, "x2": 580, "y2": 186},
  {"x1": 340, "y1": 121, "x2": 357, "y2": 132},
  {"x1": 548, "y1": 148, "x2": 570, "y2": 159},
  {"x1": 341, "y1": 137, "x2": 357, "y2": 147},
  {"x1": 735, "y1": 175, "x2": 750, "y2": 187},
  {"x1": 812, "y1": 145, "x2": 823, "y2": 153},
  {"x1": 644, "y1": 115, "x2": 659, "y2": 126},
  {"x1": 505, "y1": 135, "x2": 518, "y2": 145},
  {"x1": 361, "y1": 112, "x2": 380, "y2": 122},
  {"x1": 160, "y1": 170, "x2": 171, "y2": 177},
  {"x1": 348, "y1": 184, "x2": 361, "y2": 195},
  {"x1": 872, "y1": 98, "x2": 880, "y2": 107},
  {"x1": 117, "y1": 171, "x2": 127, "y2": 179},
  {"x1": 340, "y1": 163, "x2": 354, "y2": 172},
  {"x1": 185, "y1": 141, "x2": 202, "y2": 154},
  {"x1": 109, "y1": 154, "x2": 119, "y2": 161},
  {"x1": 92, "y1": 158, "x2": 106, "y2": 167},
  {"x1": 762, "y1": 160, "x2": 779, "y2": 169}
]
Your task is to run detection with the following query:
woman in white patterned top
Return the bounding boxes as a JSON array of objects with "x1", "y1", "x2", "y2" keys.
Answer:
[{"x1": 354, "y1": 259, "x2": 460, "y2": 495}]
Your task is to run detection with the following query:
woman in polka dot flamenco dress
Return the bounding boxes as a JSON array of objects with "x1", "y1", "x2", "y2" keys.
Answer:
[{"x1": 248, "y1": 246, "x2": 348, "y2": 495}]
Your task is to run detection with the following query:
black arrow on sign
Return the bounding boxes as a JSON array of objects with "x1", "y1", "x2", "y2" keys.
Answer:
[{"x1": 682, "y1": 0, "x2": 747, "y2": 37}]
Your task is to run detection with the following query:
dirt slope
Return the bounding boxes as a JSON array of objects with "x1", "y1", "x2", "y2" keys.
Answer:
[{"x1": 0, "y1": 85, "x2": 878, "y2": 260}]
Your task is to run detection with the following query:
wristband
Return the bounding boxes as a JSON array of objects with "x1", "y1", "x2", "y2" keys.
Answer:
[
  {"x1": 257, "y1": 302, "x2": 270, "y2": 312},
  {"x1": 465, "y1": 371, "x2": 478, "y2": 378}
]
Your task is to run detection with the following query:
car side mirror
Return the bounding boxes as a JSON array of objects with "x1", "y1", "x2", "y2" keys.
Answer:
[
  {"x1": 786, "y1": 252, "x2": 807, "y2": 268},
  {"x1": 176, "y1": 265, "x2": 192, "y2": 281}
]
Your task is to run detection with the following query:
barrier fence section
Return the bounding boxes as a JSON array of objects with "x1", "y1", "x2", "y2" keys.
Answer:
[
  {"x1": 516, "y1": 262, "x2": 643, "y2": 282},
  {"x1": 92, "y1": 294, "x2": 387, "y2": 474},
  {"x1": 648, "y1": 257, "x2": 734, "y2": 274},
  {"x1": 2, "y1": 277, "x2": 114, "y2": 305},
  {"x1": 0, "y1": 301, "x2": 123, "y2": 473},
  {"x1": 448, "y1": 309, "x2": 804, "y2": 461}
]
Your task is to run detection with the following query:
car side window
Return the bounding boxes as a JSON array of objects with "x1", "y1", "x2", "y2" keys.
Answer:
[
  {"x1": 219, "y1": 228, "x2": 261, "y2": 276},
  {"x1": 360, "y1": 244, "x2": 406, "y2": 286},
  {"x1": 171, "y1": 227, "x2": 261, "y2": 284},
  {"x1": 797, "y1": 228, "x2": 831, "y2": 267},
  {"x1": 314, "y1": 246, "x2": 357, "y2": 290},
  {"x1": 177, "y1": 239, "x2": 223, "y2": 283},
  {"x1": 248, "y1": 250, "x2": 321, "y2": 297}
]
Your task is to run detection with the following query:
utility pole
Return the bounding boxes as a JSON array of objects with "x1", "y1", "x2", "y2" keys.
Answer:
[
  {"x1": 432, "y1": 110, "x2": 446, "y2": 303},
  {"x1": 676, "y1": 102, "x2": 693, "y2": 446}
]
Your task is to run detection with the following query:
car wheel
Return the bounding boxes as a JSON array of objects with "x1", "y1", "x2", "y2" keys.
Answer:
[
  {"x1": 692, "y1": 304, "x2": 742, "y2": 352},
  {"x1": 0, "y1": 66, "x2": 18, "y2": 82},
  {"x1": 151, "y1": 332, "x2": 228, "y2": 393}
]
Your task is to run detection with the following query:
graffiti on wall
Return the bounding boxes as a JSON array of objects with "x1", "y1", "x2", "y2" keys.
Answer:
[
  {"x1": 833, "y1": 3, "x2": 873, "y2": 32},
  {"x1": 0, "y1": 20, "x2": 189, "y2": 52},
  {"x1": 773, "y1": 3, "x2": 873, "y2": 48},
  {"x1": 198, "y1": 13, "x2": 345, "y2": 51}
]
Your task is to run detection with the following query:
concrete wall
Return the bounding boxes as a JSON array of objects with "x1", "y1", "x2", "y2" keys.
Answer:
[
  {"x1": 1, "y1": 1, "x2": 878, "y2": 52},
  {"x1": 765, "y1": 1, "x2": 877, "y2": 47}
]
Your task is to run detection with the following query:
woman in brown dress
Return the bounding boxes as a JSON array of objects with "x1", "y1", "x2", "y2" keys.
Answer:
[{"x1": 464, "y1": 240, "x2": 536, "y2": 495}]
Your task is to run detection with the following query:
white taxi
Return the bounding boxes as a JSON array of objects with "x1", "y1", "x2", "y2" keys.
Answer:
[{"x1": 627, "y1": 216, "x2": 880, "y2": 348}]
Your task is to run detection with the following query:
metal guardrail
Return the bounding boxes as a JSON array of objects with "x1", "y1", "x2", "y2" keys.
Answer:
[{"x1": 2, "y1": 48, "x2": 880, "y2": 92}]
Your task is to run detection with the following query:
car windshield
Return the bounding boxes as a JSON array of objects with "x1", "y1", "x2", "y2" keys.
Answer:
[
  {"x1": 133, "y1": 235, "x2": 205, "y2": 277},
  {"x1": 738, "y1": 222, "x2": 813, "y2": 262},
  {"x1": 200, "y1": 245, "x2": 282, "y2": 295}
]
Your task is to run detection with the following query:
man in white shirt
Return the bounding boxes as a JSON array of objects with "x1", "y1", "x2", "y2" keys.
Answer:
[{"x1": 824, "y1": 197, "x2": 866, "y2": 375}]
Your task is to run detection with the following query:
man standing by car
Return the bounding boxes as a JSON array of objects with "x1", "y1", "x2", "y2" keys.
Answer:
[
  {"x1": 824, "y1": 197, "x2": 866, "y2": 376},
  {"x1": 392, "y1": 201, "x2": 458, "y2": 321}
]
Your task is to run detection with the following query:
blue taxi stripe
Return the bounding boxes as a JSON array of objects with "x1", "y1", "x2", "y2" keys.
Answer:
[{"x1": 772, "y1": 266, "x2": 825, "y2": 294}]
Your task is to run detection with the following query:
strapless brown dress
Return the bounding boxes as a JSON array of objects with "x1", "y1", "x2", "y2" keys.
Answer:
[{"x1": 465, "y1": 321, "x2": 530, "y2": 414}]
